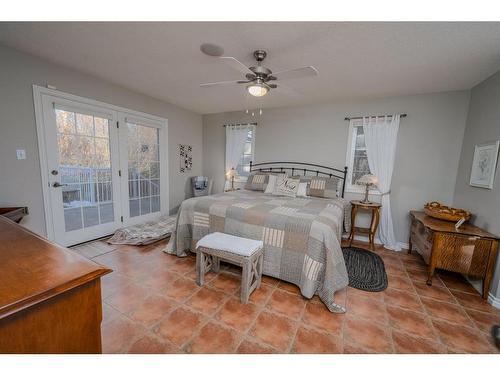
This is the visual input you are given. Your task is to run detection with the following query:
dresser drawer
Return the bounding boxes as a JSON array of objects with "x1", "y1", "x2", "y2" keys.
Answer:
[
  {"x1": 434, "y1": 233, "x2": 493, "y2": 277},
  {"x1": 411, "y1": 218, "x2": 433, "y2": 264}
]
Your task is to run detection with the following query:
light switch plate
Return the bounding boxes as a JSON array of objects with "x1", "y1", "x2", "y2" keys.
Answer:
[{"x1": 16, "y1": 149, "x2": 26, "y2": 160}]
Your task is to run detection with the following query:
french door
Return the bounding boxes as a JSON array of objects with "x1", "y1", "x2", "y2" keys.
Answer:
[{"x1": 35, "y1": 87, "x2": 168, "y2": 246}]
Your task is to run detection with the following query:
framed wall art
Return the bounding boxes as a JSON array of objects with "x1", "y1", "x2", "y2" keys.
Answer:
[
  {"x1": 469, "y1": 140, "x2": 499, "y2": 189},
  {"x1": 179, "y1": 144, "x2": 193, "y2": 173}
]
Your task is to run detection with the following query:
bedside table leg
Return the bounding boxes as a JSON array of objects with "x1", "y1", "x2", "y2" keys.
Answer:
[
  {"x1": 370, "y1": 207, "x2": 380, "y2": 251},
  {"x1": 348, "y1": 205, "x2": 357, "y2": 247}
]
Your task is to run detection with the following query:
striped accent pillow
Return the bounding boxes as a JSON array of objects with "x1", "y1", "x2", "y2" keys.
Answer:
[
  {"x1": 244, "y1": 172, "x2": 269, "y2": 191},
  {"x1": 299, "y1": 176, "x2": 342, "y2": 198}
]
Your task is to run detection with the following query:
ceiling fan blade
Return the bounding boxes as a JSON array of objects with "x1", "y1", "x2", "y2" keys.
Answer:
[
  {"x1": 200, "y1": 80, "x2": 248, "y2": 88},
  {"x1": 273, "y1": 83, "x2": 302, "y2": 97},
  {"x1": 220, "y1": 56, "x2": 254, "y2": 75},
  {"x1": 272, "y1": 66, "x2": 318, "y2": 81}
]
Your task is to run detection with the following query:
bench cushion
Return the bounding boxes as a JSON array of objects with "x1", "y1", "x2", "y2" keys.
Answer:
[{"x1": 196, "y1": 232, "x2": 263, "y2": 257}]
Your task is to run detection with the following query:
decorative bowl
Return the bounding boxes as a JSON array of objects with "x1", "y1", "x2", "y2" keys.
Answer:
[{"x1": 423, "y1": 202, "x2": 471, "y2": 222}]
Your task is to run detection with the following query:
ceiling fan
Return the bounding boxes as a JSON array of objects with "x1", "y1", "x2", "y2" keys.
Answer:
[{"x1": 199, "y1": 46, "x2": 319, "y2": 97}]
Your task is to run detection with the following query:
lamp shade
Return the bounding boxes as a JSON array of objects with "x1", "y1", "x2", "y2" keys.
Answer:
[
  {"x1": 356, "y1": 174, "x2": 378, "y2": 187},
  {"x1": 226, "y1": 167, "x2": 237, "y2": 178}
]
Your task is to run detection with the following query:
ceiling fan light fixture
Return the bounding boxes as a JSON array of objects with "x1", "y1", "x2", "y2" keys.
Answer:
[{"x1": 246, "y1": 83, "x2": 269, "y2": 97}]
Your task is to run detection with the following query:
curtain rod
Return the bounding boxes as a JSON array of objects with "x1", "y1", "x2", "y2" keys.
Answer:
[
  {"x1": 344, "y1": 114, "x2": 407, "y2": 121},
  {"x1": 223, "y1": 122, "x2": 258, "y2": 127}
]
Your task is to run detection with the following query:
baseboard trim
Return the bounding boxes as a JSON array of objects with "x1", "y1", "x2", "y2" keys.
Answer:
[
  {"x1": 488, "y1": 293, "x2": 500, "y2": 309},
  {"x1": 397, "y1": 242, "x2": 409, "y2": 251},
  {"x1": 341, "y1": 234, "x2": 409, "y2": 252},
  {"x1": 464, "y1": 275, "x2": 500, "y2": 309}
]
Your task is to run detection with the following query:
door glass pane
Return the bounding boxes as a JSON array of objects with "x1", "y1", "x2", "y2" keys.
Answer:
[
  {"x1": 76, "y1": 113, "x2": 94, "y2": 136},
  {"x1": 127, "y1": 122, "x2": 160, "y2": 216},
  {"x1": 129, "y1": 198, "x2": 140, "y2": 217},
  {"x1": 64, "y1": 208, "x2": 82, "y2": 232},
  {"x1": 56, "y1": 110, "x2": 76, "y2": 134},
  {"x1": 55, "y1": 109, "x2": 114, "y2": 232}
]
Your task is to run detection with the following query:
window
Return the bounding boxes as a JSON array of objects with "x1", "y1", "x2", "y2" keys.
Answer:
[
  {"x1": 235, "y1": 127, "x2": 255, "y2": 180},
  {"x1": 345, "y1": 119, "x2": 379, "y2": 193}
]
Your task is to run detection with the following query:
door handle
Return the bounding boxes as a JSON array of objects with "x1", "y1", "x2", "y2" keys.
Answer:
[{"x1": 52, "y1": 182, "x2": 68, "y2": 188}]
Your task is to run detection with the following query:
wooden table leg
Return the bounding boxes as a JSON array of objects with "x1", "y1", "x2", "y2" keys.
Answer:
[
  {"x1": 348, "y1": 205, "x2": 357, "y2": 247},
  {"x1": 407, "y1": 218, "x2": 414, "y2": 254},
  {"x1": 426, "y1": 238, "x2": 439, "y2": 286},
  {"x1": 483, "y1": 241, "x2": 498, "y2": 299},
  {"x1": 369, "y1": 207, "x2": 380, "y2": 251}
]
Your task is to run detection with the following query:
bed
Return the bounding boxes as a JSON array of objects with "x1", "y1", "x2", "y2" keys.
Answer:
[{"x1": 165, "y1": 162, "x2": 351, "y2": 313}]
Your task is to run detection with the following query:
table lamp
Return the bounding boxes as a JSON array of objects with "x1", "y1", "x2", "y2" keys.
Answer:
[
  {"x1": 226, "y1": 167, "x2": 238, "y2": 190},
  {"x1": 356, "y1": 174, "x2": 379, "y2": 203}
]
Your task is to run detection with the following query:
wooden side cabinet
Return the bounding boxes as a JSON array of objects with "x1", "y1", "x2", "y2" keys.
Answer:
[
  {"x1": 408, "y1": 211, "x2": 499, "y2": 299},
  {"x1": 0, "y1": 217, "x2": 111, "y2": 353}
]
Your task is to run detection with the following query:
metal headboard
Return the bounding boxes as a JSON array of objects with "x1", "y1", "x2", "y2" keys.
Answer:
[{"x1": 249, "y1": 161, "x2": 348, "y2": 198}]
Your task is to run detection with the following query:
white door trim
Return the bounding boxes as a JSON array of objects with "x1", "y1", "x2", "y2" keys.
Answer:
[{"x1": 33, "y1": 85, "x2": 169, "y2": 243}]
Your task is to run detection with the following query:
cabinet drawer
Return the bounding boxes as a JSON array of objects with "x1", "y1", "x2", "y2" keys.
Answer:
[
  {"x1": 435, "y1": 233, "x2": 493, "y2": 277},
  {"x1": 411, "y1": 219, "x2": 433, "y2": 264}
]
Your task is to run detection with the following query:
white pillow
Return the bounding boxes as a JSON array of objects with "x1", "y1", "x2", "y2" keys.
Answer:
[
  {"x1": 264, "y1": 174, "x2": 277, "y2": 194},
  {"x1": 272, "y1": 176, "x2": 300, "y2": 197},
  {"x1": 296, "y1": 182, "x2": 308, "y2": 197}
]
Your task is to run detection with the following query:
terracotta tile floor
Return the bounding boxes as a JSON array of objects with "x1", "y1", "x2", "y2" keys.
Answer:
[{"x1": 78, "y1": 239, "x2": 500, "y2": 354}]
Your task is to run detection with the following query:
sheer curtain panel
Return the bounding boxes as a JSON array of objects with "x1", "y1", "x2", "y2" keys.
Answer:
[
  {"x1": 362, "y1": 115, "x2": 401, "y2": 251},
  {"x1": 225, "y1": 124, "x2": 252, "y2": 189}
]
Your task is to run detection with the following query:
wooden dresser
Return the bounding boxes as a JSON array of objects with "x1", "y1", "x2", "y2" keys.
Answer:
[
  {"x1": 0, "y1": 217, "x2": 111, "y2": 353},
  {"x1": 409, "y1": 211, "x2": 499, "y2": 298}
]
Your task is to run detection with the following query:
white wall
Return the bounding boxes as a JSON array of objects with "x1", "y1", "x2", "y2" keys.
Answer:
[
  {"x1": 203, "y1": 91, "x2": 470, "y2": 245},
  {"x1": 0, "y1": 44, "x2": 203, "y2": 235},
  {"x1": 453, "y1": 70, "x2": 500, "y2": 301}
]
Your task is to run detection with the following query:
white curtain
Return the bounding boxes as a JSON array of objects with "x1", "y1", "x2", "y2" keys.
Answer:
[
  {"x1": 363, "y1": 115, "x2": 400, "y2": 251},
  {"x1": 225, "y1": 124, "x2": 251, "y2": 189}
]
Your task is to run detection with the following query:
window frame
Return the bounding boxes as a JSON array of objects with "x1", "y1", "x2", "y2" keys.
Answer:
[
  {"x1": 345, "y1": 119, "x2": 381, "y2": 195},
  {"x1": 233, "y1": 126, "x2": 255, "y2": 182}
]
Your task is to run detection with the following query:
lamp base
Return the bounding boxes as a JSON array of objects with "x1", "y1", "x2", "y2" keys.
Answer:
[{"x1": 361, "y1": 185, "x2": 371, "y2": 203}]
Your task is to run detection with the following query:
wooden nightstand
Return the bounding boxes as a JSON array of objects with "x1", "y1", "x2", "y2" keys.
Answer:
[{"x1": 348, "y1": 200, "x2": 382, "y2": 251}]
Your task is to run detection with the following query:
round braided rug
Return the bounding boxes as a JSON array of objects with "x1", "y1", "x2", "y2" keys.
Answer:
[{"x1": 342, "y1": 246, "x2": 388, "y2": 292}]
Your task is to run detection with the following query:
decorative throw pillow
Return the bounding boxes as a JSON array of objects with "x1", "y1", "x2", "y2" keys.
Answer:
[
  {"x1": 272, "y1": 176, "x2": 300, "y2": 197},
  {"x1": 264, "y1": 174, "x2": 277, "y2": 194},
  {"x1": 244, "y1": 172, "x2": 269, "y2": 191},
  {"x1": 300, "y1": 176, "x2": 342, "y2": 198},
  {"x1": 296, "y1": 182, "x2": 309, "y2": 197}
]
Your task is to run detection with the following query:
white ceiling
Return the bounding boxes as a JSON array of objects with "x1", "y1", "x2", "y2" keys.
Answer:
[{"x1": 1, "y1": 22, "x2": 500, "y2": 114}]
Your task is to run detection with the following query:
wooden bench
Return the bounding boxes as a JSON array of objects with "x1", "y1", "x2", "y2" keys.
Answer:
[{"x1": 196, "y1": 232, "x2": 264, "y2": 304}]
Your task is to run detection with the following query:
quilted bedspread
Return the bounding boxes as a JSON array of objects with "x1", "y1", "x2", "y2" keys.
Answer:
[{"x1": 164, "y1": 190, "x2": 349, "y2": 313}]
